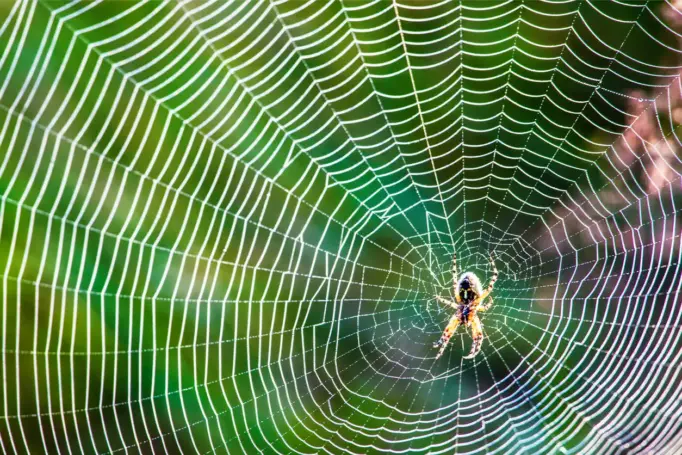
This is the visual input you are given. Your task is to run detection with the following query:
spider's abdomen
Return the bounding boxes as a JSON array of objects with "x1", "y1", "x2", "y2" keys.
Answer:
[
  {"x1": 460, "y1": 292, "x2": 478, "y2": 305},
  {"x1": 457, "y1": 272, "x2": 483, "y2": 304}
]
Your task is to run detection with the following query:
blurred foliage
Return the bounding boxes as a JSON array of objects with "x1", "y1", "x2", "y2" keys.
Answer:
[{"x1": 1, "y1": 1, "x2": 681, "y2": 453}]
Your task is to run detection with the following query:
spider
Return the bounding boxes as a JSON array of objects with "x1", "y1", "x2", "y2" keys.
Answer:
[{"x1": 433, "y1": 252, "x2": 498, "y2": 360}]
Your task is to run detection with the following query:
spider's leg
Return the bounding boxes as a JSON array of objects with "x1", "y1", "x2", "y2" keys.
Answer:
[
  {"x1": 435, "y1": 295, "x2": 458, "y2": 310},
  {"x1": 434, "y1": 313, "x2": 460, "y2": 359},
  {"x1": 463, "y1": 315, "x2": 484, "y2": 359},
  {"x1": 477, "y1": 296, "x2": 493, "y2": 312}
]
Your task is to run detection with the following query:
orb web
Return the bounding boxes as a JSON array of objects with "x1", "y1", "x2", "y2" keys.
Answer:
[{"x1": 1, "y1": 0, "x2": 682, "y2": 454}]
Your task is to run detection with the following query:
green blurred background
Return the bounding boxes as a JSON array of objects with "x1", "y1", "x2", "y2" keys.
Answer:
[{"x1": 1, "y1": 0, "x2": 682, "y2": 453}]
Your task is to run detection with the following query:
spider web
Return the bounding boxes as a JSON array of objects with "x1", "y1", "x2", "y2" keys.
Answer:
[{"x1": 1, "y1": 0, "x2": 682, "y2": 453}]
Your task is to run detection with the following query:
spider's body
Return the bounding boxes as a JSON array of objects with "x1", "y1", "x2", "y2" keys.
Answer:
[
  {"x1": 456, "y1": 272, "x2": 483, "y2": 306},
  {"x1": 433, "y1": 254, "x2": 498, "y2": 360}
]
